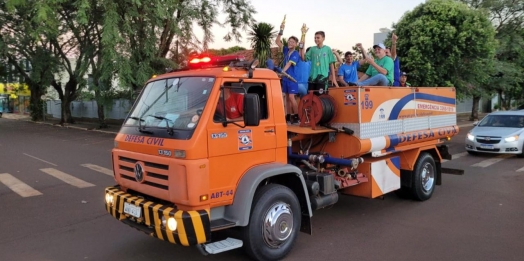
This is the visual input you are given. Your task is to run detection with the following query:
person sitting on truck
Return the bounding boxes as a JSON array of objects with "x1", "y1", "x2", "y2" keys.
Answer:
[
  {"x1": 337, "y1": 43, "x2": 368, "y2": 86},
  {"x1": 356, "y1": 43, "x2": 394, "y2": 86},
  {"x1": 300, "y1": 31, "x2": 339, "y2": 91},
  {"x1": 385, "y1": 33, "x2": 401, "y2": 86},
  {"x1": 399, "y1": 71, "x2": 411, "y2": 87},
  {"x1": 276, "y1": 24, "x2": 301, "y2": 124},
  {"x1": 215, "y1": 87, "x2": 244, "y2": 121}
]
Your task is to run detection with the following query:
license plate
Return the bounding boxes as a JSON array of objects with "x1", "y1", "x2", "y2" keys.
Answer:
[
  {"x1": 480, "y1": 144, "x2": 494, "y2": 149},
  {"x1": 124, "y1": 202, "x2": 142, "y2": 218}
]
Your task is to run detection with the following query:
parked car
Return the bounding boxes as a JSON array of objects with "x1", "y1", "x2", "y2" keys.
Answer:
[{"x1": 465, "y1": 110, "x2": 524, "y2": 157}]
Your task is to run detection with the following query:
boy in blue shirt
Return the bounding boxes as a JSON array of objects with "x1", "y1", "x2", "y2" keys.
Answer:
[
  {"x1": 276, "y1": 23, "x2": 301, "y2": 123},
  {"x1": 337, "y1": 43, "x2": 368, "y2": 86}
]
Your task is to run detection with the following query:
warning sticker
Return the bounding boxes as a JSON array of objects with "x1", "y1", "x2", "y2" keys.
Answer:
[
  {"x1": 238, "y1": 129, "x2": 253, "y2": 151},
  {"x1": 344, "y1": 89, "x2": 357, "y2": 106}
]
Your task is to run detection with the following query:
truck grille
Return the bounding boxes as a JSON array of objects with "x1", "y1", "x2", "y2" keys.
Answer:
[{"x1": 118, "y1": 156, "x2": 169, "y2": 190}]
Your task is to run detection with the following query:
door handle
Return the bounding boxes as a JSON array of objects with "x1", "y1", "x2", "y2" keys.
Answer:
[{"x1": 264, "y1": 129, "x2": 275, "y2": 133}]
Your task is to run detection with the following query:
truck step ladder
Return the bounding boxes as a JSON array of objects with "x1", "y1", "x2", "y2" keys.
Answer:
[{"x1": 202, "y1": 237, "x2": 243, "y2": 254}]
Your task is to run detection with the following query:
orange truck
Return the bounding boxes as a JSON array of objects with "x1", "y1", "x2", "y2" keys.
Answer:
[{"x1": 104, "y1": 55, "x2": 460, "y2": 261}]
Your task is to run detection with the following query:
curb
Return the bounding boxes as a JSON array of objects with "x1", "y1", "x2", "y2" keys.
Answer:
[{"x1": 29, "y1": 120, "x2": 119, "y2": 134}]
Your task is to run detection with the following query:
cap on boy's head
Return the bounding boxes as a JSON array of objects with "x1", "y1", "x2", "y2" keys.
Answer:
[
  {"x1": 400, "y1": 71, "x2": 408, "y2": 76},
  {"x1": 372, "y1": 43, "x2": 386, "y2": 50}
]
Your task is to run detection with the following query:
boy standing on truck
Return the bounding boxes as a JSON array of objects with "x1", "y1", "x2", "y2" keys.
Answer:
[
  {"x1": 299, "y1": 28, "x2": 339, "y2": 91},
  {"x1": 385, "y1": 33, "x2": 401, "y2": 86},
  {"x1": 276, "y1": 22, "x2": 301, "y2": 124}
]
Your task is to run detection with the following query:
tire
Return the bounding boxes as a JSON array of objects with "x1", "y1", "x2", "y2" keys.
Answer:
[
  {"x1": 517, "y1": 145, "x2": 524, "y2": 158},
  {"x1": 242, "y1": 184, "x2": 301, "y2": 261},
  {"x1": 411, "y1": 152, "x2": 437, "y2": 201}
]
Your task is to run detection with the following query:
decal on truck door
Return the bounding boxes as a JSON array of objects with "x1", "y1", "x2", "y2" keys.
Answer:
[{"x1": 238, "y1": 129, "x2": 253, "y2": 151}]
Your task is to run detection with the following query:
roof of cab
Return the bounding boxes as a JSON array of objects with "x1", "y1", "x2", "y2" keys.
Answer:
[{"x1": 147, "y1": 67, "x2": 281, "y2": 83}]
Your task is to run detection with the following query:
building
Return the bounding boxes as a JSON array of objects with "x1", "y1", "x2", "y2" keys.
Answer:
[{"x1": 374, "y1": 28, "x2": 391, "y2": 45}]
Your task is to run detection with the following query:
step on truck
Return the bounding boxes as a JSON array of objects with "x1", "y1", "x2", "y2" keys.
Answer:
[{"x1": 104, "y1": 55, "x2": 460, "y2": 261}]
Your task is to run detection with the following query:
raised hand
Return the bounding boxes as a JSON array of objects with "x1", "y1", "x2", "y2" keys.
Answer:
[{"x1": 392, "y1": 33, "x2": 398, "y2": 43}]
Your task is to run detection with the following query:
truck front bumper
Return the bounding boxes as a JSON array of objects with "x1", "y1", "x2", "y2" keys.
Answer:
[{"x1": 104, "y1": 186, "x2": 211, "y2": 246}]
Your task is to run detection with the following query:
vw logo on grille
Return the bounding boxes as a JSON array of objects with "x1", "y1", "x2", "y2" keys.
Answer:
[
  {"x1": 134, "y1": 162, "x2": 145, "y2": 183},
  {"x1": 485, "y1": 137, "x2": 491, "y2": 141}
]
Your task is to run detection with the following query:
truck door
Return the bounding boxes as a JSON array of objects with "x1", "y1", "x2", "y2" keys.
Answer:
[{"x1": 206, "y1": 79, "x2": 277, "y2": 203}]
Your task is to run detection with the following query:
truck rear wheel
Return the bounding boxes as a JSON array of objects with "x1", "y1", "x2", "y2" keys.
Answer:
[
  {"x1": 242, "y1": 184, "x2": 301, "y2": 261},
  {"x1": 411, "y1": 152, "x2": 436, "y2": 201}
]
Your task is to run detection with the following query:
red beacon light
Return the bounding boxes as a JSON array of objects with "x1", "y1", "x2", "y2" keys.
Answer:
[{"x1": 187, "y1": 55, "x2": 246, "y2": 69}]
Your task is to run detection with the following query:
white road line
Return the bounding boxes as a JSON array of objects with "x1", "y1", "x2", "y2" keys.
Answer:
[
  {"x1": 81, "y1": 164, "x2": 113, "y2": 176},
  {"x1": 23, "y1": 153, "x2": 58, "y2": 166},
  {"x1": 0, "y1": 173, "x2": 42, "y2": 197},
  {"x1": 516, "y1": 166, "x2": 524, "y2": 172},
  {"x1": 471, "y1": 154, "x2": 513, "y2": 168},
  {"x1": 442, "y1": 152, "x2": 469, "y2": 162},
  {"x1": 40, "y1": 168, "x2": 95, "y2": 188}
]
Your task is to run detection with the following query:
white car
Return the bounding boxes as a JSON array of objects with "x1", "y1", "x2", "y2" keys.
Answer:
[{"x1": 465, "y1": 110, "x2": 524, "y2": 157}]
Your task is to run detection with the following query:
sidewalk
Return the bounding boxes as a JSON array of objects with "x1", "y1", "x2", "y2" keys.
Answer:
[
  {"x1": 2, "y1": 112, "x2": 487, "y2": 134},
  {"x1": 2, "y1": 113, "x2": 122, "y2": 134}
]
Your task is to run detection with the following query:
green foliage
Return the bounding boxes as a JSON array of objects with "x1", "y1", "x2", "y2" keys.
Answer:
[
  {"x1": 248, "y1": 22, "x2": 277, "y2": 68},
  {"x1": 100, "y1": 0, "x2": 257, "y2": 90},
  {"x1": 207, "y1": 46, "x2": 247, "y2": 56},
  {"x1": 390, "y1": 0, "x2": 497, "y2": 99}
]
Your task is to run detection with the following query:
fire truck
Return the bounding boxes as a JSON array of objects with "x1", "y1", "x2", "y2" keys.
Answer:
[{"x1": 103, "y1": 54, "x2": 460, "y2": 261}]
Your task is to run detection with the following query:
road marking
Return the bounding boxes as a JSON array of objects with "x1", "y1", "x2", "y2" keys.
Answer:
[
  {"x1": 471, "y1": 154, "x2": 513, "y2": 168},
  {"x1": 442, "y1": 152, "x2": 469, "y2": 162},
  {"x1": 516, "y1": 166, "x2": 524, "y2": 172},
  {"x1": 81, "y1": 164, "x2": 113, "y2": 176},
  {"x1": 23, "y1": 153, "x2": 57, "y2": 166},
  {"x1": 0, "y1": 173, "x2": 43, "y2": 197},
  {"x1": 40, "y1": 168, "x2": 95, "y2": 188}
]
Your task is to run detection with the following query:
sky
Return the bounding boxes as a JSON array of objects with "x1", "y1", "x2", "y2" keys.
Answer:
[{"x1": 197, "y1": 0, "x2": 427, "y2": 52}]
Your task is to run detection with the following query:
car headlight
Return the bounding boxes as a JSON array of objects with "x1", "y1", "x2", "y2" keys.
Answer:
[
  {"x1": 505, "y1": 135, "x2": 519, "y2": 142},
  {"x1": 467, "y1": 133, "x2": 475, "y2": 141}
]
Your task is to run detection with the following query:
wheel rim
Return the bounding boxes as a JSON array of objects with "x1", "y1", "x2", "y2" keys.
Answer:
[
  {"x1": 262, "y1": 202, "x2": 294, "y2": 248},
  {"x1": 421, "y1": 162, "x2": 435, "y2": 192}
]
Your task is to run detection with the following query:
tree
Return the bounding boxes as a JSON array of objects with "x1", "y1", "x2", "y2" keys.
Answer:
[
  {"x1": 459, "y1": 0, "x2": 524, "y2": 113},
  {"x1": 248, "y1": 22, "x2": 277, "y2": 68},
  {"x1": 0, "y1": 2, "x2": 60, "y2": 121},
  {"x1": 389, "y1": 0, "x2": 497, "y2": 119},
  {"x1": 207, "y1": 46, "x2": 247, "y2": 56},
  {"x1": 100, "y1": 0, "x2": 257, "y2": 91}
]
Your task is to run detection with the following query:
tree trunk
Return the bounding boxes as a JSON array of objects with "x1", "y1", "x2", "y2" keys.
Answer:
[
  {"x1": 28, "y1": 84, "x2": 45, "y2": 121},
  {"x1": 469, "y1": 95, "x2": 481, "y2": 121},
  {"x1": 63, "y1": 78, "x2": 78, "y2": 124},
  {"x1": 95, "y1": 89, "x2": 108, "y2": 128}
]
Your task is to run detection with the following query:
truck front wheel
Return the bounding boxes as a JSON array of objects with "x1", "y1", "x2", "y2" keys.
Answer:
[{"x1": 243, "y1": 184, "x2": 301, "y2": 261}]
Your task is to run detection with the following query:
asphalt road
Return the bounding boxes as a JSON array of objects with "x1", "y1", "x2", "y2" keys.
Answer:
[{"x1": 1, "y1": 119, "x2": 523, "y2": 261}]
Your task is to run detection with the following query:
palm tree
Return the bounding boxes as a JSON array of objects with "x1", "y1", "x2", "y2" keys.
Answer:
[{"x1": 247, "y1": 22, "x2": 276, "y2": 68}]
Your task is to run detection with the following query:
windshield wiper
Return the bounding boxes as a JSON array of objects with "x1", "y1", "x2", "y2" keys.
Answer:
[
  {"x1": 151, "y1": 115, "x2": 175, "y2": 136},
  {"x1": 129, "y1": 116, "x2": 154, "y2": 134}
]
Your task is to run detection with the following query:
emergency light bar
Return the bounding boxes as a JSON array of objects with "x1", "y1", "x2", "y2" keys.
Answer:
[{"x1": 188, "y1": 55, "x2": 246, "y2": 69}]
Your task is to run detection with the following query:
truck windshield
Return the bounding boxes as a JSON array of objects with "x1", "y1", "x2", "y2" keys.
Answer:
[{"x1": 125, "y1": 76, "x2": 215, "y2": 133}]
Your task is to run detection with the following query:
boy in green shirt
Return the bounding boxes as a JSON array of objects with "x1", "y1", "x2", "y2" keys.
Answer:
[
  {"x1": 299, "y1": 30, "x2": 339, "y2": 91},
  {"x1": 357, "y1": 43, "x2": 394, "y2": 86}
]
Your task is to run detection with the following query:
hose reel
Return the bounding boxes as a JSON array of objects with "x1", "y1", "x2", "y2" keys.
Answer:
[{"x1": 298, "y1": 93, "x2": 337, "y2": 129}]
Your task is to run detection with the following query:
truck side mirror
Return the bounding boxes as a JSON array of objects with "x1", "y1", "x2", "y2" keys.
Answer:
[{"x1": 243, "y1": 93, "x2": 260, "y2": 126}]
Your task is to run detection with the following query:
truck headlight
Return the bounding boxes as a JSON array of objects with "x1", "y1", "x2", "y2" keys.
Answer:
[
  {"x1": 167, "y1": 217, "x2": 177, "y2": 231},
  {"x1": 105, "y1": 193, "x2": 114, "y2": 205},
  {"x1": 467, "y1": 133, "x2": 475, "y2": 141},
  {"x1": 505, "y1": 136, "x2": 518, "y2": 142}
]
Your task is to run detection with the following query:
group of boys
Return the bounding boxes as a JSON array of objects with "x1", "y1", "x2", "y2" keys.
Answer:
[{"x1": 276, "y1": 22, "x2": 411, "y2": 123}]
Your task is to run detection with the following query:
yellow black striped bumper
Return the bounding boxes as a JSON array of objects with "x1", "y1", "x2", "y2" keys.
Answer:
[{"x1": 104, "y1": 186, "x2": 210, "y2": 246}]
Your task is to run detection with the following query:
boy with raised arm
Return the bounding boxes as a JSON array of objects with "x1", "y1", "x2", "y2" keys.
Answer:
[{"x1": 299, "y1": 25, "x2": 339, "y2": 92}]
